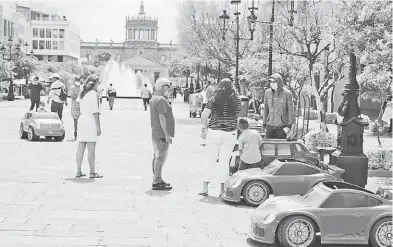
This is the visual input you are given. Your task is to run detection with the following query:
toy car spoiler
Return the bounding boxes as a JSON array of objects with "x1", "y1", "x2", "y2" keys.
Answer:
[{"x1": 326, "y1": 164, "x2": 345, "y2": 178}]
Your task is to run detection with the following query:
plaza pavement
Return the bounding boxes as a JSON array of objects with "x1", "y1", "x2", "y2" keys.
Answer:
[{"x1": 0, "y1": 97, "x2": 387, "y2": 247}]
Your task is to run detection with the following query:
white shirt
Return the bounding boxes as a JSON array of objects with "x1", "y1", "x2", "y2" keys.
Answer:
[
  {"x1": 200, "y1": 90, "x2": 208, "y2": 104},
  {"x1": 141, "y1": 88, "x2": 151, "y2": 98},
  {"x1": 49, "y1": 80, "x2": 65, "y2": 103},
  {"x1": 238, "y1": 129, "x2": 263, "y2": 164}
]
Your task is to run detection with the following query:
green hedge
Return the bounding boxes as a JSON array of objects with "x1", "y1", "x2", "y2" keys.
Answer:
[
  {"x1": 325, "y1": 113, "x2": 338, "y2": 124},
  {"x1": 365, "y1": 147, "x2": 392, "y2": 171},
  {"x1": 304, "y1": 130, "x2": 337, "y2": 152},
  {"x1": 304, "y1": 110, "x2": 319, "y2": 120}
]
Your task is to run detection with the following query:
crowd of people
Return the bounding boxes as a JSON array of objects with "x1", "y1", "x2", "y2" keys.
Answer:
[{"x1": 24, "y1": 71, "x2": 296, "y2": 194}]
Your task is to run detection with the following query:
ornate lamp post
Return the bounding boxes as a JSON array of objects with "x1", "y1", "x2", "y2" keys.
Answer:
[
  {"x1": 331, "y1": 52, "x2": 369, "y2": 188},
  {"x1": 247, "y1": 0, "x2": 297, "y2": 77},
  {"x1": 219, "y1": 0, "x2": 255, "y2": 94},
  {"x1": 0, "y1": 37, "x2": 21, "y2": 101}
]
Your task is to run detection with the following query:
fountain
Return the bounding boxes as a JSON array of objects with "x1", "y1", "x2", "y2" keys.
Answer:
[{"x1": 100, "y1": 58, "x2": 153, "y2": 98}]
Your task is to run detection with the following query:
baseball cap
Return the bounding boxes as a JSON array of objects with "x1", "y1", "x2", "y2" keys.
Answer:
[
  {"x1": 34, "y1": 76, "x2": 39, "y2": 80},
  {"x1": 155, "y1": 78, "x2": 170, "y2": 90},
  {"x1": 49, "y1": 73, "x2": 60, "y2": 79}
]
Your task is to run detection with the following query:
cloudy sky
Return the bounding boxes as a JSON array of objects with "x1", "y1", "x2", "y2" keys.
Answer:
[{"x1": 18, "y1": 0, "x2": 182, "y2": 44}]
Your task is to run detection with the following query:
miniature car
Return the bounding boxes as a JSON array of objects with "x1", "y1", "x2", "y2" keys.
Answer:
[
  {"x1": 249, "y1": 181, "x2": 392, "y2": 247},
  {"x1": 229, "y1": 139, "x2": 319, "y2": 175},
  {"x1": 222, "y1": 159, "x2": 344, "y2": 207},
  {"x1": 19, "y1": 111, "x2": 65, "y2": 141}
]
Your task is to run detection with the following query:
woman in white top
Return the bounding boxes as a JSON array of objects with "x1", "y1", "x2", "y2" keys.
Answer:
[{"x1": 75, "y1": 76, "x2": 103, "y2": 178}]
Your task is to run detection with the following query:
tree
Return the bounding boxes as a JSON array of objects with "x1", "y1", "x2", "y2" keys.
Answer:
[{"x1": 274, "y1": 0, "x2": 336, "y2": 129}]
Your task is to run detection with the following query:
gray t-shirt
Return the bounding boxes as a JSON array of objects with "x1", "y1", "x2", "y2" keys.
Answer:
[{"x1": 150, "y1": 95, "x2": 175, "y2": 140}]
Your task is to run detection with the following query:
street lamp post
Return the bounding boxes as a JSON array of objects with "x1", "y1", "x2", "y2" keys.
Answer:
[
  {"x1": 220, "y1": 0, "x2": 255, "y2": 94},
  {"x1": 0, "y1": 37, "x2": 21, "y2": 101}
]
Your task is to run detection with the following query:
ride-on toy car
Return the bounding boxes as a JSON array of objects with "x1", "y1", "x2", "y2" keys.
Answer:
[
  {"x1": 19, "y1": 111, "x2": 65, "y2": 141},
  {"x1": 189, "y1": 93, "x2": 203, "y2": 118},
  {"x1": 229, "y1": 139, "x2": 319, "y2": 175},
  {"x1": 249, "y1": 181, "x2": 392, "y2": 247},
  {"x1": 222, "y1": 158, "x2": 344, "y2": 207}
]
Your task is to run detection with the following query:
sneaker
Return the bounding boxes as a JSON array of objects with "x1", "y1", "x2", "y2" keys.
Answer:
[
  {"x1": 152, "y1": 182, "x2": 172, "y2": 190},
  {"x1": 163, "y1": 181, "x2": 170, "y2": 186}
]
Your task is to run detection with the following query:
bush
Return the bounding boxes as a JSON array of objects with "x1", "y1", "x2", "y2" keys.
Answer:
[
  {"x1": 360, "y1": 114, "x2": 370, "y2": 126},
  {"x1": 304, "y1": 130, "x2": 337, "y2": 151},
  {"x1": 365, "y1": 147, "x2": 392, "y2": 171},
  {"x1": 325, "y1": 112, "x2": 338, "y2": 124},
  {"x1": 304, "y1": 110, "x2": 319, "y2": 120},
  {"x1": 369, "y1": 120, "x2": 379, "y2": 132}
]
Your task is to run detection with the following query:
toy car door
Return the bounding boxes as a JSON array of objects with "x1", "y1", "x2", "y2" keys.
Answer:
[
  {"x1": 271, "y1": 163, "x2": 311, "y2": 195},
  {"x1": 318, "y1": 192, "x2": 371, "y2": 244},
  {"x1": 276, "y1": 143, "x2": 293, "y2": 159},
  {"x1": 260, "y1": 143, "x2": 276, "y2": 165}
]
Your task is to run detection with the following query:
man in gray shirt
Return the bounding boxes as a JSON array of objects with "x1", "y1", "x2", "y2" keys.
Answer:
[{"x1": 150, "y1": 78, "x2": 175, "y2": 190}]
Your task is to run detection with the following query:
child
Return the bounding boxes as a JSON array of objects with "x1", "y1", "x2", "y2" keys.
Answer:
[
  {"x1": 37, "y1": 101, "x2": 47, "y2": 112},
  {"x1": 238, "y1": 118, "x2": 263, "y2": 171}
]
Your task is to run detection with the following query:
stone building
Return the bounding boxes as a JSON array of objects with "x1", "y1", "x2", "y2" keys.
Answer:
[{"x1": 80, "y1": 1, "x2": 179, "y2": 83}]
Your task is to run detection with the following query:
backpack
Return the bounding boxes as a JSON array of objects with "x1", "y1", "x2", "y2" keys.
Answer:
[{"x1": 54, "y1": 86, "x2": 68, "y2": 101}]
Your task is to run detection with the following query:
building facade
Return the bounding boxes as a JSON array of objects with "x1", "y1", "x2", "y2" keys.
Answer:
[
  {"x1": 15, "y1": 3, "x2": 80, "y2": 63},
  {"x1": 80, "y1": 1, "x2": 179, "y2": 82},
  {"x1": 0, "y1": 3, "x2": 28, "y2": 43}
]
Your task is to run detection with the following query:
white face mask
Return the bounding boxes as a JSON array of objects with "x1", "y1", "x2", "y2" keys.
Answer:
[
  {"x1": 75, "y1": 82, "x2": 80, "y2": 86},
  {"x1": 270, "y1": 82, "x2": 278, "y2": 90}
]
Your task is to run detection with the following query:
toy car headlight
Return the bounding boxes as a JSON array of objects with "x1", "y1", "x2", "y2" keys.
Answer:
[
  {"x1": 263, "y1": 213, "x2": 276, "y2": 224},
  {"x1": 232, "y1": 179, "x2": 242, "y2": 188}
]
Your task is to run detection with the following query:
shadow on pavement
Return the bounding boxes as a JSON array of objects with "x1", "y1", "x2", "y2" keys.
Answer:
[
  {"x1": 145, "y1": 190, "x2": 172, "y2": 197},
  {"x1": 64, "y1": 177, "x2": 96, "y2": 183},
  {"x1": 175, "y1": 118, "x2": 202, "y2": 125}
]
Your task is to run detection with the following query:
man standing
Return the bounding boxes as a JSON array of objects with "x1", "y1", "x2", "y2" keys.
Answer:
[
  {"x1": 263, "y1": 73, "x2": 295, "y2": 139},
  {"x1": 47, "y1": 73, "x2": 68, "y2": 120},
  {"x1": 70, "y1": 77, "x2": 82, "y2": 140},
  {"x1": 150, "y1": 78, "x2": 175, "y2": 190},
  {"x1": 141, "y1": 84, "x2": 152, "y2": 111},
  {"x1": 107, "y1": 83, "x2": 117, "y2": 110},
  {"x1": 29, "y1": 76, "x2": 43, "y2": 111}
]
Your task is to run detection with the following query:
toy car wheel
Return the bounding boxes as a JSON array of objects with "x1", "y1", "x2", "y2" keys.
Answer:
[
  {"x1": 54, "y1": 133, "x2": 65, "y2": 142},
  {"x1": 19, "y1": 124, "x2": 27, "y2": 139},
  {"x1": 242, "y1": 181, "x2": 270, "y2": 207},
  {"x1": 370, "y1": 217, "x2": 392, "y2": 247},
  {"x1": 27, "y1": 127, "x2": 39, "y2": 141},
  {"x1": 278, "y1": 215, "x2": 317, "y2": 247}
]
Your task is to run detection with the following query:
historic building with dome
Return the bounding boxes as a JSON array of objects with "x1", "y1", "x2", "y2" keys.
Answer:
[{"x1": 80, "y1": 1, "x2": 178, "y2": 84}]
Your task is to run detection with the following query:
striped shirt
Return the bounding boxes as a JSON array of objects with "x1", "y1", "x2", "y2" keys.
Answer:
[{"x1": 206, "y1": 97, "x2": 242, "y2": 132}]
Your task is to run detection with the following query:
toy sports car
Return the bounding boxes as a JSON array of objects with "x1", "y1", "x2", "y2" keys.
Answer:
[
  {"x1": 19, "y1": 111, "x2": 65, "y2": 141},
  {"x1": 249, "y1": 181, "x2": 392, "y2": 247},
  {"x1": 229, "y1": 139, "x2": 319, "y2": 175},
  {"x1": 222, "y1": 159, "x2": 344, "y2": 207}
]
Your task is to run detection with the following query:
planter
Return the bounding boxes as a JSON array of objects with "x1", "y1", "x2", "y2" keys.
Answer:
[{"x1": 368, "y1": 170, "x2": 393, "y2": 178}]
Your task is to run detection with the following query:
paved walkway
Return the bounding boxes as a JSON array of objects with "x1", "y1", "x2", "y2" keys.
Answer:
[{"x1": 0, "y1": 98, "x2": 387, "y2": 247}]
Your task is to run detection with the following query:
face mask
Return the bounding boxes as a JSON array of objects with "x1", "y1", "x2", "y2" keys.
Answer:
[
  {"x1": 270, "y1": 82, "x2": 278, "y2": 90},
  {"x1": 75, "y1": 82, "x2": 80, "y2": 86},
  {"x1": 33, "y1": 81, "x2": 38, "y2": 84}
]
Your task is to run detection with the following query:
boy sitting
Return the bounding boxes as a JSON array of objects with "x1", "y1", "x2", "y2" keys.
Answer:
[
  {"x1": 37, "y1": 101, "x2": 47, "y2": 112},
  {"x1": 238, "y1": 118, "x2": 263, "y2": 171}
]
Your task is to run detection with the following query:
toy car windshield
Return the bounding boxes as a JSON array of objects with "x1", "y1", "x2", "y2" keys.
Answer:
[{"x1": 31, "y1": 112, "x2": 59, "y2": 120}]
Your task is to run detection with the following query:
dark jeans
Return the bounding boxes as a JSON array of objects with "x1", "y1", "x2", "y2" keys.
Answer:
[
  {"x1": 238, "y1": 160, "x2": 262, "y2": 171},
  {"x1": 143, "y1": 98, "x2": 150, "y2": 109},
  {"x1": 265, "y1": 125, "x2": 286, "y2": 139},
  {"x1": 202, "y1": 103, "x2": 206, "y2": 112},
  {"x1": 30, "y1": 99, "x2": 40, "y2": 111},
  {"x1": 152, "y1": 139, "x2": 169, "y2": 184},
  {"x1": 108, "y1": 97, "x2": 115, "y2": 110},
  {"x1": 51, "y1": 101, "x2": 64, "y2": 120}
]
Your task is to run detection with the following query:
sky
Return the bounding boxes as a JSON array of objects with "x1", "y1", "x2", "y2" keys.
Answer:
[{"x1": 15, "y1": 0, "x2": 182, "y2": 44}]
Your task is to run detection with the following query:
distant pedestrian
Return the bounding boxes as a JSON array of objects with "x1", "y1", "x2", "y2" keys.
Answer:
[
  {"x1": 29, "y1": 76, "x2": 43, "y2": 111},
  {"x1": 47, "y1": 73, "x2": 68, "y2": 120},
  {"x1": 198, "y1": 78, "x2": 243, "y2": 197},
  {"x1": 107, "y1": 83, "x2": 117, "y2": 110},
  {"x1": 237, "y1": 118, "x2": 263, "y2": 171},
  {"x1": 173, "y1": 86, "x2": 177, "y2": 99},
  {"x1": 75, "y1": 76, "x2": 103, "y2": 179},
  {"x1": 141, "y1": 84, "x2": 152, "y2": 111},
  {"x1": 263, "y1": 73, "x2": 295, "y2": 139},
  {"x1": 70, "y1": 76, "x2": 82, "y2": 140},
  {"x1": 150, "y1": 78, "x2": 175, "y2": 190}
]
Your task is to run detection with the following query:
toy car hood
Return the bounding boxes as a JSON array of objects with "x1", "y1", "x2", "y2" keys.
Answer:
[
  {"x1": 34, "y1": 119, "x2": 62, "y2": 124},
  {"x1": 233, "y1": 168, "x2": 272, "y2": 177},
  {"x1": 254, "y1": 196, "x2": 311, "y2": 217}
]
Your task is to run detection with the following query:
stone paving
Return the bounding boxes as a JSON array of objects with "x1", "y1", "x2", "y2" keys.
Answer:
[{"x1": 0, "y1": 98, "x2": 385, "y2": 247}]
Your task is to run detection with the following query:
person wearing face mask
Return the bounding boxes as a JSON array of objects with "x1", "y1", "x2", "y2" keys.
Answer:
[
  {"x1": 70, "y1": 76, "x2": 82, "y2": 140},
  {"x1": 149, "y1": 78, "x2": 175, "y2": 190},
  {"x1": 263, "y1": 73, "x2": 295, "y2": 139},
  {"x1": 29, "y1": 76, "x2": 43, "y2": 111}
]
